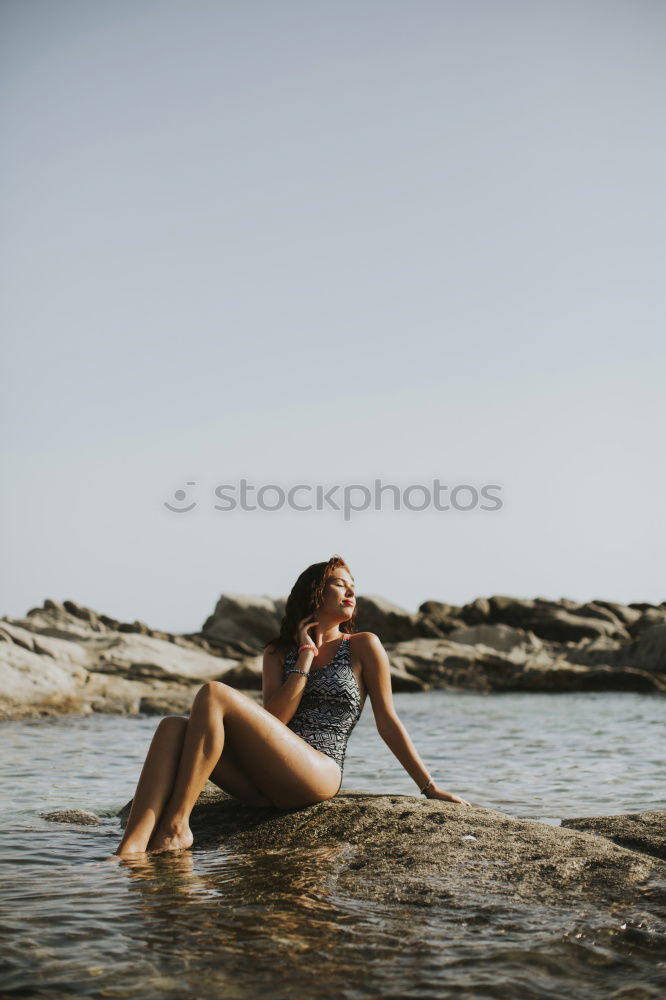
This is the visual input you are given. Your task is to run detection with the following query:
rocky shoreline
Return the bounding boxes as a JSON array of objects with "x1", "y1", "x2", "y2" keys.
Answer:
[
  {"x1": 120, "y1": 792, "x2": 664, "y2": 914},
  {"x1": 1, "y1": 591, "x2": 664, "y2": 720},
  {"x1": 41, "y1": 790, "x2": 665, "y2": 920}
]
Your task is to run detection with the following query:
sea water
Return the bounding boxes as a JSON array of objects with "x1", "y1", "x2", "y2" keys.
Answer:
[{"x1": 1, "y1": 691, "x2": 664, "y2": 998}]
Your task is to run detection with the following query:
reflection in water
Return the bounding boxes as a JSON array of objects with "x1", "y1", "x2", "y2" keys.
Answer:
[
  {"x1": 0, "y1": 694, "x2": 664, "y2": 998},
  {"x1": 65, "y1": 840, "x2": 664, "y2": 1000},
  {"x1": 113, "y1": 843, "x2": 364, "y2": 991},
  {"x1": 1, "y1": 828, "x2": 664, "y2": 999}
]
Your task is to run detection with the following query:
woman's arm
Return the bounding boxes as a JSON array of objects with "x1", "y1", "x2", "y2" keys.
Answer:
[
  {"x1": 262, "y1": 646, "x2": 314, "y2": 725},
  {"x1": 358, "y1": 633, "x2": 470, "y2": 806}
]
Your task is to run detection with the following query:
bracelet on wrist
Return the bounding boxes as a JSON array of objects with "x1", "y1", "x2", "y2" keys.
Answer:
[
  {"x1": 419, "y1": 777, "x2": 435, "y2": 795},
  {"x1": 298, "y1": 643, "x2": 317, "y2": 654},
  {"x1": 286, "y1": 667, "x2": 310, "y2": 677}
]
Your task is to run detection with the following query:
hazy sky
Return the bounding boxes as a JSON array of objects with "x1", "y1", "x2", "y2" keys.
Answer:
[{"x1": 2, "y1": 0, "x2": 664, "y2": 633}]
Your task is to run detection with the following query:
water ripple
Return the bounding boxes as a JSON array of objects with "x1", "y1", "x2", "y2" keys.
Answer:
[{"x1": 0, "y1": 692, "x2": 664, "y2": 997}]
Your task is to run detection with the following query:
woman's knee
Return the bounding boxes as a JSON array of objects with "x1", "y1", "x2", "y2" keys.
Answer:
[
  {"x1": 155, "y1": 715, "x2": 187, "y2": 737},
  {"x1": 196, "y1": 680, "x2": 238, "y2": 707}
]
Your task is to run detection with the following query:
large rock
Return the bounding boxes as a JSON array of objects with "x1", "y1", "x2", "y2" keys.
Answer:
[
  {"x1": 0, "y1": 640, "x2": 88, "y2": 716},
  {"x1": 417, "y1": 600, "x2": 466, "y2": 636},
  {"x1": 117, "y1": 789, "x2": 665, "y2": 911},
  {"x1": 201, "y1": 594, "x2": 285, "y2": 651},
  {"x1": 0, "y1": 601, "x2": 243, "y2": 719},
  {"x1": 439, "y1": 594, "x2": 666, "y2": 644},
  {"x1": 354, "y1": 595, "x2": 423, "y2": 642},
  {"x1": 384, "y1": 637, "x2": 666, "y2": 693},
  {"x1": 562, "y1": 623, "x2": 666, "y2": 678},
  {"x1": 447, "y1": 622, "x2": 542, "y2": 654},
  {"x1": 562, "y1": 811, "x2": 666, "y2": 861},
  {"x1": 42, "y1": 809, "x2": 101, "y2": 826},
  {"x1": 591, "y1": 599, "x2": 643, "y2": 630},
  {"x1": 629, "y1": 609, "x2": 666, "y2": 637},
  {"x1": 479, "y1": 596, "x2": 631, "y2": 642},
  {"x1": 3, "y1": 591, "x2": 665, "y2": 719},
  {"x1": 615, "y1": 623, "x2": 666, "y2": 674}
]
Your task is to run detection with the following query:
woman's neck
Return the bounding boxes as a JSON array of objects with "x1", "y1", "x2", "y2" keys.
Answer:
[{"x1": 314, "y1": 624, "x2": 342, "y2": 648}]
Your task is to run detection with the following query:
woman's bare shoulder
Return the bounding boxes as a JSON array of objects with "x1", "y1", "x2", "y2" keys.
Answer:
[
  {"x1": 347, "y1": 632, "x2": 381, "y2": 649},
  {"x1": 263, "y1": 643, "x2": 293, "y2": 670}
]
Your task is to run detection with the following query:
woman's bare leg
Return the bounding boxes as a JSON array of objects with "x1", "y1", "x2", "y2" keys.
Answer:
[
  {"x1": 209, "y1": 743, "x2": 273, "y2": 807},
  {"x1": 116, "y1": 715, "x2": 187, "y2": 856},
  {"x1": 148, "y1": 681, "x2": 341, "y2": 854},
  {"x1": 115, "y1": 715, "x2": 271, "y2": 857}
]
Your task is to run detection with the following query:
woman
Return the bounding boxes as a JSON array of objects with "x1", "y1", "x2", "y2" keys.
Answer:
[{"x1": 115, "y1": 555, "x2": 470, "y2": 857}]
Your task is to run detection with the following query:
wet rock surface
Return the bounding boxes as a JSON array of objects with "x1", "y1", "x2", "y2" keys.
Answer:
[
  {"x1": 562, "y1": 810, "x2": 666, "y2": 861},
  {"x1": 42, "y1": 809, "x2": 101, "y2": 826},
  {"x1": 117, "y1": 790, "x2": 666, "y2": 912}
]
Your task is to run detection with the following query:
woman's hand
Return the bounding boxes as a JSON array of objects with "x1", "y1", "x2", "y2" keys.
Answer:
[
  {"x1": 296, "y1": 615, "x2": 320, "y2": 651},
  {"x1": 424, "y1": 784, "x2": 471, "y2": 806}
]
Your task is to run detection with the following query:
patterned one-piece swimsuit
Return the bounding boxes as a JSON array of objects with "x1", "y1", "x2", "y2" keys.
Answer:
[{"x1": 282, "y1": 634, "x2": 362, "y2": 791}]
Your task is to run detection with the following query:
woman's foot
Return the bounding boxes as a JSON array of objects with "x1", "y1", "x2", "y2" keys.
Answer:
[
  {"x1": 114, "y1": 842, "x2": 150, "y2": 859},
  {"x1": 147, "y1": 823, "x2": 193, "y2": 854}
]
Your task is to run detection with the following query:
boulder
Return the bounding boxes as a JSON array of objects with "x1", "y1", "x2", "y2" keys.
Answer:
[
  {"x1": 447, "y1": 622, "x2": 542, "y2": 654},
  {"x1": 201, "y1": 594, "x2": 284, "y2": 651},
  {"x1": 138, "y1": 693, "x2": 197, "y2": 716},
  {"x1": 217, "y1": 658, "x2": 264, "y2": 690},
  {"x1": 416, "y1": 600, "x2": 467, "y2": 636},
  {"x1": 562, "y1": 811, "x2": 666, "y2": 861},
  {"x1": 562, "y1": 624, "x2": 666, "y2": 677},
  {"x1": 502, "y1": 600, "x2": 630, "y2": 642},
  {"x1": 385, "y1": 637, "x2": 666, "y2": 693},
  {"x1": 570, "y1": 601, "x2": 627, "y2": 629},
  {"x1": 117, "y1": 789, "x2": 665, "y2": 910},
  {"x1": 0, "y1": 601, "x2": 242, "y2": 719},
  {"x1": 455, "y1": 595, "x2": 631, "y2": 643},
  {"x1": 0, "y1": 640, "x2": 88, "y2": 717},
  {"x1": 591, "y1": 600, "x2": 643, "y2": 630},
  {"x1": 386, "y1": 665, "x2": 427, "y2": 692},
  {"x1": 42, "y1": 809, "x2": 101, "y2": 826},
  {"x1": 615, "y1": 623, "x2": 666, "y2": 674},
  {"x1": 563, "y1": 635, "x2": 625, "y2": 668},
  {"x1": 354, "y1": 595, "x2": 423, "y2": 642},
  {"x1": 460, "y1": 596, "x2": 492, "y2": 625},
  {"x1": 629, "y1": 609, "x2": 666, "y2": 637},
  {"x1": 3, "y1": 592, "x2": 665, "y2": 720},
  {"x1": 86, "y1": 633, "x2": 233, "y2": 682}
]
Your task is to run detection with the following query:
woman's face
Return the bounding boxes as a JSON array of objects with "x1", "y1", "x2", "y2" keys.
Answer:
[{"x1": 318, "y1": 567, "x2": 356, "y2": 620}]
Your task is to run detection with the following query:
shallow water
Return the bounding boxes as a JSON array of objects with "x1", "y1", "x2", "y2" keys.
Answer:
[{"x1": 1, "y1": 691, "x2": 665, "y2": 998}]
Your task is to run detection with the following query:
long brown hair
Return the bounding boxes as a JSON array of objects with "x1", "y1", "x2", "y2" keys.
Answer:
[{"x1": 264, "y1": 554, "x2": 357, "y2": 658}]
